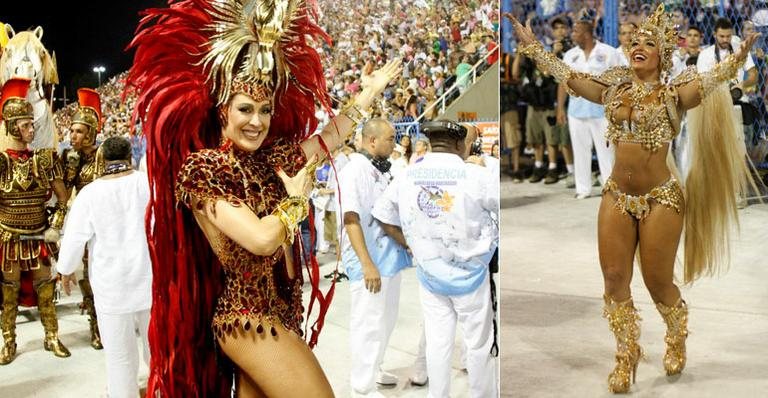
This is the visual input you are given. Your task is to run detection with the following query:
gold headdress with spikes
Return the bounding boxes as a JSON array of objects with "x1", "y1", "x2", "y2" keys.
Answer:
[
  {"x1": 201, "y1": 0, "x2": 300, "y2": 105},
  {"x1": 633, "y1": 4, "x2": 678, "y2": 73}
]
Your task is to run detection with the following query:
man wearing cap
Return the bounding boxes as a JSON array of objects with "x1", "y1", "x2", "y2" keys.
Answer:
[
  {"x1": 58, "y1": 136, "x2": 152, "y2": 398},
  {"x1": 0, "y1": 78, "x2": 71, "y2": 364},
  {"x1": 338, "y1": 118, "x2": 410, "y2": 397},
  {"x1": 372, "y1": 120, "x2": 499, "y2": 398},
  {"x1": 61, "y1": 88, "x2": 105, "y2": 349}
]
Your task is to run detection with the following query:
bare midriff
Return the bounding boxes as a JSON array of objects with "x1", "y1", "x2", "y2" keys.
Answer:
[{"x1": 611, "y1": 141, "x2": 672, "y2": 195}]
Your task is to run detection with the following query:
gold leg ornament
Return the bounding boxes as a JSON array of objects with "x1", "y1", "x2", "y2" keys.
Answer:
[
  {"x1": 0, "y1": 281, "x2": 20, "y2": 365},
  {"x1": 655, "y1": 298, "x2": 688, "y2": 376},
  {"x1": 35, "y1": 279, "x2": 71, "y2": 358},
  {"x1": 603, "y1": 295, "x2": 643, "y2": 393}
]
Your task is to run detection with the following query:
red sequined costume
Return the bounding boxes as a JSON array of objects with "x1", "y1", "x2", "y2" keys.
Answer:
[
  {"x1": 126, "y1": 1, "x2": 333, "y2": 396},
  {"x1": 176, "y1": 140, "x2": 308, "y2": 339}
]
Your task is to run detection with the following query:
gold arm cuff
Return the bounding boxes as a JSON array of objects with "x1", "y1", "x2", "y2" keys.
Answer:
[
  {"x1": 699, "y1": 53, "x2": 744, "y2": 99},
  {"x1": 519, "y1": 41, "x2": 580, "y2": 96},
  {"x1": 272, "y1": 195, "x2": 310, "y2": 245},
  {"x1": 341, "y1": 103, "x2": 367, "y2": 127},
  {"x1": 48, "y1": 202, "x2": 68, "y2": 231}
]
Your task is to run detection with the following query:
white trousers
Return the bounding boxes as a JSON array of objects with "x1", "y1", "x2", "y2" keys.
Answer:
[
  {"x1": 567, "y1": 116, "x2": 614, "y2": 195},
  {"x1": 420, "y1": 273, "x2": 497, "y2": 398},
  {"x1": 98, "y1": 309, "x2": 151, "y2": 398},
  {"x1": 349, "y1": 272, "x2": 402, "y2": 394},
  {"x1": 314, "y1": 206, "x2": 329, "y2": 251}
]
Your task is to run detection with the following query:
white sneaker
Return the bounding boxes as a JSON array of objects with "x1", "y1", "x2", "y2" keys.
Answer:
[
  {"x1": 574, "y1": 193, "x2": 590, "y2": 200},
  {"x1": 375, "y1": 370, "x2": 399, "y2": 386},
  {"x1": 410, "y1": 369, "x2": 428, "y2": 386}
]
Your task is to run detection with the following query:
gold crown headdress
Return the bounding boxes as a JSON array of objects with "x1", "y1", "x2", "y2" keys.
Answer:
[
  {"x1": 202, "y1": 0, "x2": 300, "y2": 105},
  {"x1": 633, "y1": 4, "x2": 678, "y2": 74}
]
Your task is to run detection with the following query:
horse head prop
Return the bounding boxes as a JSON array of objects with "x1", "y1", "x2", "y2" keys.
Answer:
[{"x1": 0, "y1": 26, "x2": 59, "y2": 150}]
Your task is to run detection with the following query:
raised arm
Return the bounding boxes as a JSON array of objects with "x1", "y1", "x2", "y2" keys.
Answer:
[
  {"x1": 676, "y1": 32, "x2": 760, "y2": 110},
  {"x1": 301, "y1": 60, "x2": 402, "y2": 159},
  {"x1": 504, "y1": 13, "x2": 607, "y2": 104}
]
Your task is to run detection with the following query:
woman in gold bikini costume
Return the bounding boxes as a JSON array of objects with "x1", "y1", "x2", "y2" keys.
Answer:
[{"x1": 506, "y1": 5, "x2": 759, "y2": 393}]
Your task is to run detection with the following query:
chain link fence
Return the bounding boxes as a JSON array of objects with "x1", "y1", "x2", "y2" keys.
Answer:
[{"x1": 501, "y1": 1, "x2": 768, "y2": 181}]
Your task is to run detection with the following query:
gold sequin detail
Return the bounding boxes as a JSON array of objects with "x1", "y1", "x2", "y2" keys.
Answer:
[
  {"x1": 603, "y1": 176, "x2": 683, "y2": 219},
  {"x1": 603, "y1": 295, "x2": 643, "y2": 394},
  {"x1": 655, "y1": 299, "x2": 688, "y2": 376}
]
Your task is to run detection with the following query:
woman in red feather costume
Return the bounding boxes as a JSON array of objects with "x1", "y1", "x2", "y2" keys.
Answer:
[{"x1": 125, "y1": 1, "x2": 401, "y2": 396}]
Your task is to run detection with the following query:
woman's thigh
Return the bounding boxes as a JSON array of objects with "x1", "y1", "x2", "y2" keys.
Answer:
[
  {"x1": 218, "y1": 320, "x2": 334, "y2": 398},
  {"x1": 597, "y1": 194, "x2": 639, "y2": 291}
]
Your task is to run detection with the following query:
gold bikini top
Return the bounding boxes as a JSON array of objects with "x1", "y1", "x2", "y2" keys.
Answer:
[{"x1": 599, "y1": 67, "x2": 693, "y2": 151}]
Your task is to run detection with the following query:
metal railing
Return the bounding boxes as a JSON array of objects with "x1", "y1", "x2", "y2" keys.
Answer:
[{"x1": 405, "y1": 44, "x2": 500, "y2": 137}]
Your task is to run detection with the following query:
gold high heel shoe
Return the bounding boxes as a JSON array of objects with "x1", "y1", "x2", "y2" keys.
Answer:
[
  {"x1": 656, "y1": 298, "x2": 688, "y2": 376},
  {"x1": 603, "y1": 295, "x2": 643, "y2": 393}
]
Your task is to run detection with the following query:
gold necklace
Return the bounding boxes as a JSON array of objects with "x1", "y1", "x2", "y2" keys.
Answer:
[{"x1": 629, "y1": 80, "x2": 661, "y2": 104}]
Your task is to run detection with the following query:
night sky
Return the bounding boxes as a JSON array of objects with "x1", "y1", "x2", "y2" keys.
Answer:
[{"x1": 2, "y1": 1, "x2": 166, "y2": 106}]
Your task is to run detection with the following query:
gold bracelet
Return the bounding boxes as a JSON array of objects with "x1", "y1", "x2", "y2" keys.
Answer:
[
  {"x1": 272, "y1": 196, "x2": 310, "y2": 244},
  {"x1": 48, "y1": 202, "x2": 68, "y2": 231},
  {"x1": 341, "y1": 103, "x2": 366, "y2": 126}
]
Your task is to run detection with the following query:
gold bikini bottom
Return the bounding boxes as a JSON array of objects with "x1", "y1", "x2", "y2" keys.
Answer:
[{"x1": 602, "y1": 176, "x2": 684, "y2": 220}]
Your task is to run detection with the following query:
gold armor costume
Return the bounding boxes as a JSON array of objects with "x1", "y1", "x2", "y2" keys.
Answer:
[
  {"x1": 62, "y1": 88, "x2": 104, "y2": 350},
  {"x1": 0, "y1": 78, "x2": 69, "y2": 364}
]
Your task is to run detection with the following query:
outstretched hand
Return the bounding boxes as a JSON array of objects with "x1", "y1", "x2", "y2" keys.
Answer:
[
  {"x1": 361, "y1": 59, "x2": 403, "y2": 95},
  {"x1": 735, "y1": 32, "x2": 762, "y2": 62},
  {"x1": 503, "y1": 13, "x2": 537, "y2": 47}
]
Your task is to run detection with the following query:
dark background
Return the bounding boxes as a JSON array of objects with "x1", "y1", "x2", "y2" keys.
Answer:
[{"x1": 2, "y1": 1, "x2": 166, "y2": 107}]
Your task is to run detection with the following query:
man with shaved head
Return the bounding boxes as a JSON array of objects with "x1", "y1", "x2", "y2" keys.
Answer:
[{"x1": 337, "y1": 118, "x2": 411, "y2": 397}]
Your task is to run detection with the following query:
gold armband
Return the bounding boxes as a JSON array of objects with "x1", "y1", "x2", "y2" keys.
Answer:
[
  {"x1": 48, "y1": 201, "x2": 68, "y2": 231},
  {"x1": 519, "y1": 41, "x2": 588, "y2": 97},
  {"x1": 698, "y1": 53, "x2": 744, "y2": 99},
  {"x1": 272, "y1": 195, "x2": 310, "y2": 245},
  {"x1": 341, "y1": 103, "x2": 367, "y2": 127}
]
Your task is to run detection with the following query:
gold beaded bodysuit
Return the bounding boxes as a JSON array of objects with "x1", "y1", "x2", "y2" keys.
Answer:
[
  {"x1": 598, "y1": 66, "x2": 687, "y2": 219},
  {"x1": 176, "y1": 138, "x2": 307, "y2": 339},
  {"x1": 520, "y1": 40, "x2": 744, "y2": 220},
  {"x1": 0, "y1": 148, "x2": 63, "y2": 273}
]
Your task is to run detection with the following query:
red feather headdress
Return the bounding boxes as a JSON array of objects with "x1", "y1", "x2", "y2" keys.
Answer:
[{"x1": 124, "y1": 1, "x2": 332, "y2": 396}]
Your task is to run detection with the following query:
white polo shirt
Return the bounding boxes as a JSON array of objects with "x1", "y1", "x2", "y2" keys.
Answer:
[
  {"x1": 337, "y1": 153, "x2": 410, "y2": 281},
  {"x1": 372, "y1": 152, "x2": 499, "y2": 296},
  {"x1": 563, "y1": 41, "x2": 622, "y2": 119}
]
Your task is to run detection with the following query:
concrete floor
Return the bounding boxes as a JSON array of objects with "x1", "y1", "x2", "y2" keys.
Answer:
[
  {"x1": 500, "y1": 174, "x2": 768, "y2": 397},
  {"x1": 0, "y1": 253, "x2": 477, "y2": 397}
]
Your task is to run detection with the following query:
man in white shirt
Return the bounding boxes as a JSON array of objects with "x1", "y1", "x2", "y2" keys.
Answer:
[
  {"x1": 373, "y1": 120, "x2": 499, "y2": 398},
  {"x1": 58, "y1": 137, "x2": 152, "y2": 398},
  {"x1": 697, "y1": 17, "x2": 757, "y2": 159},
  {"x1": 338, "y1": 119, "x2": 410, "y2": 397},
  {"x1": 557, "y1": 18, "x2": 620, "y2": 199},
  {"x1": 697, "y1": 18, "x2": 757, "y2": 92}
]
